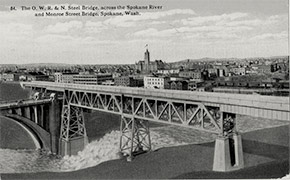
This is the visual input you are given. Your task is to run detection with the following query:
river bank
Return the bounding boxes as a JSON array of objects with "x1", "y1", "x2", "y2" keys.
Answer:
[{"x1": 2, "y1": 124, "x2": 289, "y2": 179}]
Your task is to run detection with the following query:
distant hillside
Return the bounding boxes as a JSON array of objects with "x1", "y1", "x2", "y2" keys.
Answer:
[
  {"x1": 168, "y1": 56, "x2": 288, "y2": 68},
  {"x1": 173, "y1": 56, "x2": 287, "y2": 64},
  {"x1": 0, "y1": 63, "x2": 69, "y2": 67},
  {"x1": 23, "y1": 63, "x2": 69, "y2": 66}
]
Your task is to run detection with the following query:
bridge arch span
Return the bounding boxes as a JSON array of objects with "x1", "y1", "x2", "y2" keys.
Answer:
[{"x1": 2, "y1": 114, "x2": 51, "y2": 151}]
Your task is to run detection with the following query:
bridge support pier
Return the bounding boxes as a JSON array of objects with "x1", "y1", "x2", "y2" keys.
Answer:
[
  {"x1": 33, "y1": 106, "x2": 38, "y2": 124},
  {"x1": 39, "y1": 105, "x2": 44, "y2": 127},
  {"x1": 120, "y1": 116, "x2": 151, "y2": 161},
  {"x1": 59, "y1": 104, "x2": 88, "y2": 156},
  {"x1": 23, "y1": 107, "x2": 31, "y2": 119},
  {"x1": 213, "y1": 133, "x2": 244, "y2": 171},
  {"x1": 15, "y1": 108, "x2": 22, "y2": 116},
  {"x1": 49, "y1": 99, "x2": 61, "y2": 154},
  {"x1": 213, "y1": 112, "x2": 244, "y2": 172}
]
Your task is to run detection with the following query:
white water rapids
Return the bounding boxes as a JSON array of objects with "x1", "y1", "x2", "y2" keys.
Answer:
[
  {"x1": 0, "y1": 116, "x2": 288, "y2": 174},
  {"x1": 0, "y1": 126, "x2": 217, "y2": 173}
]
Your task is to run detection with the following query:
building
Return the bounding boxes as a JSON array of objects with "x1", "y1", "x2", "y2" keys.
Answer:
[
  {"x1": 164, "y1": 77, "x2": 188, "y2": 90},
  {"x1": 144, "y1": 76, "x2": 169, "y2": 89},
  {"x1": 26, "y1": 74, "x2": 49, "y2": 81},
  {"x1": 54, "y1": 72, "x2": 78, "y2": 83},
  {"x1": 54, "y1": 72, "x2": 63, "y2": 83},
  {"x1": 26, "y1": 72, "x2": 50, "y2": 82},
  {"x1": 112, "y1": 72, "x2": 121, "y2": 78},
  {"x1": 101, "y1": 80, "x2": 115, "y2": 86},
  {"x1": 271, "y1": 62, "x2": 289, "y2": 72},
  {"x1": 73, "y1": 73, "x2": 113, "y2": 85},
  {"x1": 2, "y1": 72, "x2": 50, "y2": 82},
  {"x1": 179, "y1": 71, "x2": 195, "y2": 78},
  {"x1": 54, "y1": 72, "x2": 112, "y2": 84},
  {"x1": 192, "y1": 71, "x2": 204, "y2": 80},
  {"x1": 188, "y1": 81, "x2": 213, "y2": 92},
  {"x1": 157, "y1": 69, "x2": 180, "y2": 75},
  {"x1": 114, "y1": 76, "x2": 134, "y2": 87},
  {"x1": 207, "y1": 68, "x2": 218, "y2": 78},
  {"x1": 19, "y1": 75, "x2": 27, "y2": 81},
  {"x1": 188, "y1": 81, "x2": 203, "y2": 91},
  {"x1": 136, "y1": 49, "x2": 165, "y2": 73},
  {"x1": 73, "y1": 74, "x2": 99, "y2": 85},
  {"x1": 179, "y1": 70, "x2": 205, "y2": 81},
  {"x1": 217, "y1": 69, "x2": 225, "y2": 77},
  {"x1": 133, "y1": 77, "x2": 144, "y2": 87},
  {"x1": 114, "y1": 76, "x2": 143, "y2": 87},
  {"x1": 245, "y1": 67, "x2": 257, "y2": 74},
  {"x1": 0, "y1": 73, "x2": 14, "y2": 81},
  {"x1": 231, "y1": 67, "x2": 246, "y2": 76},
  {"x1": 252, "y1": 65, "x2": 272, "y2": 74}
]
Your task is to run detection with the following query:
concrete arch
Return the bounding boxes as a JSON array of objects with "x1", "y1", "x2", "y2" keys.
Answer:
[
  {"x1": 13, "y1": 119, "x2": 41, "y2": 149},
  {"x1": 3, "y1": 114, "x2": 51, "y2": 151}
]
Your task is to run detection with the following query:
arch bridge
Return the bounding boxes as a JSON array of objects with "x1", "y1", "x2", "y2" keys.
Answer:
[{"x1": 0, "y1": 95, "x2": 61, "y2": 154}]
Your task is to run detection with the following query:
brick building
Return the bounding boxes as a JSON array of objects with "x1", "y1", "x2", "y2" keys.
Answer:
[{"x1": 114, "y1": 76, "x2": 143, "y2": 87}]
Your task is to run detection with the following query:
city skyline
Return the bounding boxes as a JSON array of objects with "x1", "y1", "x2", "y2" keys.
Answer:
[{"x1": 0, "y1": 0, "x2": 288, "y2": 64}]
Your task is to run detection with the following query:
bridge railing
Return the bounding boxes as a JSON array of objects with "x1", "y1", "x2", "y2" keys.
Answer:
[
  {"x1": 0, "y1": 98, "x2": 52, "y2": 109},
  {"x1": 0, "y1": 100, "x2": 23, "y2": 104},
  {"x1": 0, "y1": 99, "x2": 36, "y2": 104}
]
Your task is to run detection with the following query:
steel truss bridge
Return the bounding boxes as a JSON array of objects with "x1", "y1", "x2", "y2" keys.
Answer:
[{"x1": 20, "y1": 81, "x2": 289, "y2": 172}]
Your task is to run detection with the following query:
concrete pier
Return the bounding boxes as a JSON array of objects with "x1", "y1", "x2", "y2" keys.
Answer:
[
  {"x1": 49, "y1": 97, "x2": 61, "y2": 154},
  {"x1": 60, "y1": 136, "x2": 88, "y2": 156},
  {"x1": 15, "y1": 108, "x2": 22, "y2": 116},
  {"x1": 23, "y1": 107, "x2": 31, "y2": 119},
  {"x1": 39, "y1": 105, "x2": 44, "y2": 127},
  {"x1": 33, "y1": 106, "x2": 38, "y2": 124},
  {"x1": 213, "y1": 134, "x2": 244, "y2": 171}
]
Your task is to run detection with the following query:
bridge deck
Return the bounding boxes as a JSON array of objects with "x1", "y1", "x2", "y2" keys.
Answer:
[{"x1": 21, "y1": 81, "x2": 289, "y2": 121}]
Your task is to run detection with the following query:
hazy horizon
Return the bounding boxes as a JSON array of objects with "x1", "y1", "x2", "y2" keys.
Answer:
[{"x1": 0, "y1": 54, "x2": 288, "y2": 66}]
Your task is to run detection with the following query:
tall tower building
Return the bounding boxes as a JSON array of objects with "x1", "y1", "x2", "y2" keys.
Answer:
[
  {"x1": 144, "y1": 49, "x2": 150, "y2": 65},
  {"x1": 136, "y1": 45, "x2": 164, "y2": 74},
  {"x1": 144, "y1": 48, "x2": 150, "y2": 72}
]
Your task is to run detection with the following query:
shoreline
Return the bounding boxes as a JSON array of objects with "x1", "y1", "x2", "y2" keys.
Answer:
[{"x1": 1, "y1": 124, "x2": 289, "y2": 179}]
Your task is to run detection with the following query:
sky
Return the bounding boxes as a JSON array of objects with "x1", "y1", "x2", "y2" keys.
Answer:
[{"x1": 0, "y1": 0, "x2": 288, "y2": 64}]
